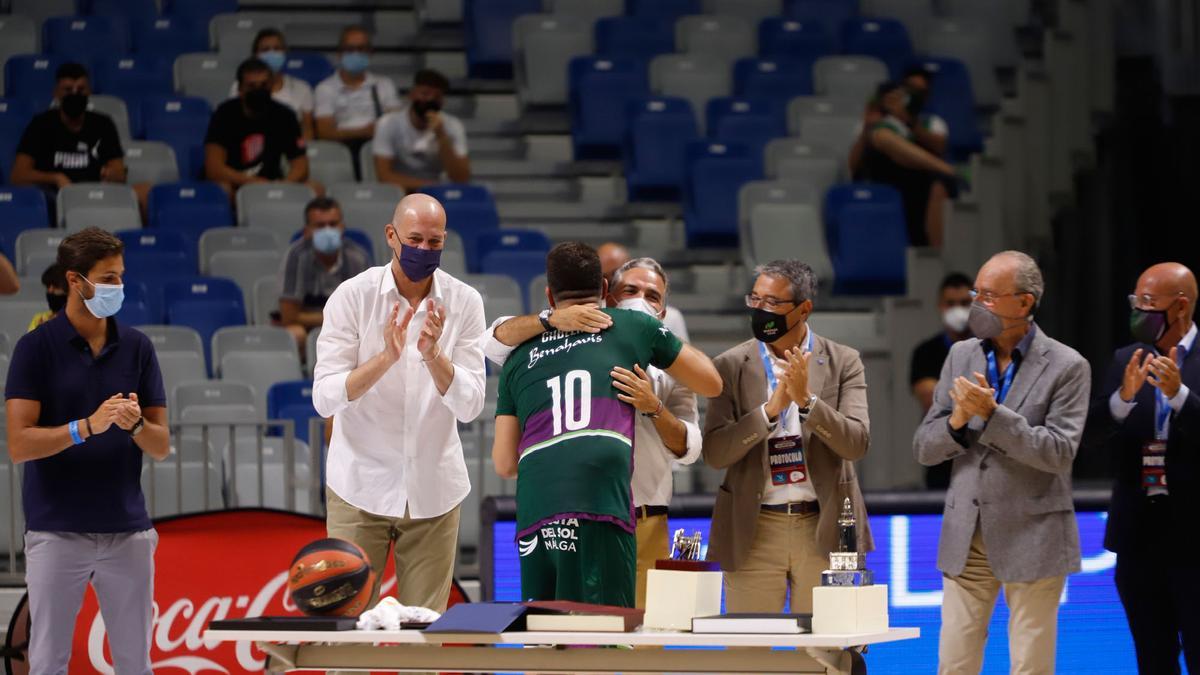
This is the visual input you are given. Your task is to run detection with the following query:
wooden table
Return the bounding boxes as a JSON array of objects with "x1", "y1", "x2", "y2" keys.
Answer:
[{"x1": 204, "y1": 626, "x2": 920, "y2": 674}]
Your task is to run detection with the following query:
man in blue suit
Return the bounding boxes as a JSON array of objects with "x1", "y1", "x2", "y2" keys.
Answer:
[{"x1": 1085, "y1": 262, "x2": 1200, "y2": 674}]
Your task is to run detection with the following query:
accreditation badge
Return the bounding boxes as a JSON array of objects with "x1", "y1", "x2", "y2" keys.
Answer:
[
  {"x1": 1141, "y1": 440, "x2": 1167, "y2": 489},
  {"x1": 768, "y1": 436, "x2": 808, "y2": 485}
]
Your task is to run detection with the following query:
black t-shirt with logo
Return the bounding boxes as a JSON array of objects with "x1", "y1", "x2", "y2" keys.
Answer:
[
  {"x1": 204, "y1": 98, "x2": 305, "y2": 180},
  {"x1": 15, "y1": 110, "x2": 124, "y2": 183}
]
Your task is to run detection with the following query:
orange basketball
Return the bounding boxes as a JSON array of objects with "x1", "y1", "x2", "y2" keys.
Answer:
[{"x1": 287, "y1": 538, "x2": 375, "y2": 617}]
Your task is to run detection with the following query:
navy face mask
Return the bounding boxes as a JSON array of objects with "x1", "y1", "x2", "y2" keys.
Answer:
[{"x1": 397, "y1": 244, "x2": 441, "y2": 281}]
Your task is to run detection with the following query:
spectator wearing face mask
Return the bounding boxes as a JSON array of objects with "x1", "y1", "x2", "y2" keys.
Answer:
[
  {"x1": 229, "y1": 28, "x2": 315, "y2": 139},
  {"x1": 372, "y1": 69, "x2": 470, "y2": 190},
  {"x1": 910, "y1": 272, "x2": 973, "y2": 488},
  {"x1": 278, "y1": 197, "x2": 371, "y2": 355},
  {"x1": 28, "y1": 263, "x2": 69, "y2": 332},
  {"x1": 205, "y1": 58, "x2": 310, "y2": 196},
  {"x1": 314, "y1": 26, "x2": 401, "y2": 177}
]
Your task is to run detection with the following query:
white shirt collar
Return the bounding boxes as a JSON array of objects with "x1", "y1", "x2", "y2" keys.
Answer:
[
  {"x1": 378, "y1": 264, "x2": 446, "y2": 304},
  {"x1": 1176, "y1": 322, "x2": 1197, "y2": 354}
]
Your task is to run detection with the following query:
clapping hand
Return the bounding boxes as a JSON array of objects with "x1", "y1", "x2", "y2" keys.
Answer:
[
  {"x1": 1119, "y1": 348, "x2": 1154, "y2": 402},
  {"x1": 114, "y1": 393, "x2": 142, "y2": 431},
  {"x1": 418, "y1": 299, "x2": 447, "y2": 361},
  {"x1": 949, "y1": 373, "x2": 997, "y2": 427},
  {"x1": 383, "y1": 302, "x2": 415, "y2": 363},
  {"x1": 1147, "y1": 347, "x2": 1182, "y2": 398},
  {"x1": 782, "y1": 346, "x2": 812, "y2": 404}
]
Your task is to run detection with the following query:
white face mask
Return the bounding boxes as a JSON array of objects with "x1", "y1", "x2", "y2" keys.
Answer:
[
  {"x1": 617, "y1": 297, "x2": 662, "y2": 319},
  {"x1": 942, "y1": 305, "x2": 971, "y2": 333}
]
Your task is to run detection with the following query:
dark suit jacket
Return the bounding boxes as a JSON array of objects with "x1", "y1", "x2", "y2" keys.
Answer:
[
  {"x1": 702, "y1": 336, "x2": 873, "y2": 572},
  {"x1": 1084, "y1": 341, "x2": 1200, "y2": 554}
]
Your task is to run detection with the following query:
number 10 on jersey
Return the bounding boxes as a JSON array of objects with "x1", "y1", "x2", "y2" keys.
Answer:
[{"x1": 546, "y1": 370, "x2": 592, "y2": 436}]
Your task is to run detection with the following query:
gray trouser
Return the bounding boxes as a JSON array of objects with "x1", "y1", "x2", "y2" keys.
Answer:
[{"x1": 24, "y1": 529, "x2": 157, "y2": 675}]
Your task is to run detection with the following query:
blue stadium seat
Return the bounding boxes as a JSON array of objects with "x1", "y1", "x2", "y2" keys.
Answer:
[
  {"x1": 162, "y1": 0, "x2": 237, "y2": 28},
  {"x1": 594, "y1": 17, "x2": 675, "y2": 62},
  {"x1": 826, "y1": 185, "x2": 907, "y2": 295},
  {"x1": 823, "y1": 182, "x2": 903, "y2": 258},
  {"x1": 131, "y1": 16, "x2": 208, "y2": 61},
  {"x1": 164, "y1": 276, "x2": 246, "y2": 368},
  {"x1": 569, "y1": 56, "x2": 650, "y2": 160},
  {"x1": 0, "y1": 99, "x2": 36, "y2": 181},
  {"x1": 115, "y1": 280, "x2": 153, "y2": 326},
  {"x1": 0, "y1": 188, "x2": 50, "y2": 257},
  {"x1": 758, "y1": 18, "x2": 836, "y2": 61},
  {"x1": 476, "y1": 229, "x2": 552, "y2": 257},
  {"x1": 624, "y1": 97, "x2": 699, "y2": 201},
  {"x1": 4, "y1": 55, "x2": 70, "y2": 101},
  {"x1": 733, "y1": 58, "x2": 815, "y2": 117},
  {"x1": 282, "y1": 53, "x2": 335, "y2": 89},
  {"x1": 785, "y1": 0, "x2": 857, "y2": 49},
  {"x1": 116, "y1": 229, "x2": 196, "y2": 288},
  {"x1": 841, "y1": 17, "x2": 913, "y2": 78},
  {"x1": 707, "y1": 97, "x2": 787, "y2": 162},
  {"x1": 44, "y1": 16, "x2": 130, "y2": 61},
  {"x1": 464, "y1": 0, "x2": 543, "y2": 79},
  {"x1": 85, "y1": 0, "x2": 158, "y2": 19},
  {"x1": 141, "y1": 96, "x2": 211, "y2": 180},
  {"x1": 94, "y1": 56, "x2": 174, "y2": 102},
  {"x1": 267, "y1": 380, "x2": 318, "y2": 444},
  {"x1": 148, "y1": 182, "x2": 234, "y2": 259},
  {"x1": 683, "y1": 140, "x2": 762, "y2": 247},
  {"x1": 415, "y1": 184, "x2": 500, "y2": 271},
  {"x1": 287, "y1": 228, "x2": 375, "y2": 262},
  {"x1": 480, "y1": 251, "x2": 550, "y2": 311},
  {"x1": 627, "y1": 0, "x2": 701, "y2": 21},
  {"x1": 911, "y1": 57, "x2": 983, "y2": 161}
]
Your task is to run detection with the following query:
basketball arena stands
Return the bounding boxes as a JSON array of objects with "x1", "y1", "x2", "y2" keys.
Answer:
[{"x1": 0, "y1": 0, "x2": 1117, "y2": 586}]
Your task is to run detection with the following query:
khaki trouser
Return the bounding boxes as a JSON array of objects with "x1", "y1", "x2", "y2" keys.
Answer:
[
  {"x1": 938, "y1": 525, "x2": 1066, "y2": 675},
  {"x1": 325, "y1": 488, "x2": 460, "y2": 613},
  {"x1": 723, "y1": 509, "x2": 825, "y2": 614},
  {"x1": 634, "y1": 512, "x2": 670, "y2": 609}
]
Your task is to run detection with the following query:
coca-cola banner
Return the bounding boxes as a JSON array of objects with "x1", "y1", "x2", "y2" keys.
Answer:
[{"x1": 25, "y1": 509, "x2": 466, "y2": 674}]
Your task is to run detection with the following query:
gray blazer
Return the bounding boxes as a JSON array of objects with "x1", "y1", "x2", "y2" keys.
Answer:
[{"x1": 913, "y1": 325, "x2": 1091, "y2": 582}]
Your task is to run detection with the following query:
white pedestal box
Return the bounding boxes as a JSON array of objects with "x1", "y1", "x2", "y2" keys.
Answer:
[
  {"x1": 811, "y1": 584, "x2": 889, "y2": 634},
  {"x1": 643, "y1": 568, "x2": 723, "y2": 631}
]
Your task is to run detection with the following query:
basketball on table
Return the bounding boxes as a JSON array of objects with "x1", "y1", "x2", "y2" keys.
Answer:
[{"x1": 287, "y1": 538, "x2": 375, "y2": 617}]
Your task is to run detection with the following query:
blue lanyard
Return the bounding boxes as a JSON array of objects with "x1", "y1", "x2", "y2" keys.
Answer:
[
  {"x1": 759, "y1": 328, "x2": 813, "y2": 429},
  {"x1": 985, "y1": 349, "x2": 1017, "y2": 404},
  {"x1": 1153, "y1": 344, "x2": 1188, "y2": 440}
]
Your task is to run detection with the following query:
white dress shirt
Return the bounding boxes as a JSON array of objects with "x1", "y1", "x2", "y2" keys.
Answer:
[
  {"x1": 758, "y1": 329, "x2": 819, "y2": 504},
  {"x1": 314, "y1": 71, "x2": 401, "y2": 129},
  {"x1": 482, "y1": 315, "x2": 701, "y2": 507},
  {"x1": 372, "y1": 106, "x2": 469, "y2": 181},
  {"x1": 663, "y1": 305, "x2": 690, "y2": 343},
  {"x1": 313, "y1": 266, "x2": 487, "y2": 519}
]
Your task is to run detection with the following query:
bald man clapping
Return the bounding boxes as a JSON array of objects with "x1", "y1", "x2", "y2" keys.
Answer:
[
  {"x1": 312, "y1": 192, "x2": 486, "y2": 616},
  {"x1": 1084, "y1": 261, "x2": 1200, "y2": 674}
]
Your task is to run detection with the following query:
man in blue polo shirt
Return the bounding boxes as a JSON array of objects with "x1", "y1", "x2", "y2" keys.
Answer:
[{"x1": 4, "y1": 227, "x2": 170, "y2": 675}]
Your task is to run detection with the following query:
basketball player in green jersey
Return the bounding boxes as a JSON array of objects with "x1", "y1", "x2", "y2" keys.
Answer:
[{"x1": 492, "y1": 242, "x2": 722, "y2": 607}]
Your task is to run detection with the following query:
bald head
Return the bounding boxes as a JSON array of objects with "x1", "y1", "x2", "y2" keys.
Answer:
[
  {"x1": 597, "y1": 242, "x2": 630, "y2": 281},
  {"x1": 1137, "y1": 263, "x2": 1198, "y2": 304},
  {"x1": 387, "y1": 193, "x2": 447, "y2": 268}
]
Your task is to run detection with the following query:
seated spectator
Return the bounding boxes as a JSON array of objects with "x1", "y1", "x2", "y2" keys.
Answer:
[
  {"x1": 278, "y1": 196, "x2": 371, "y2": 354},
  {"x1": 315, "y1": 25, "x2": 401, "y2": 176},
  {"x1": 205, "y1": 58, "x2": 311, "y2": 196},
  {"x1": 10, "y1": 63, "x2": 149, "y2": 214},
  {"x1": 598, "y1": 241, "x2": 690, "y2": 341},
  {"x1": 229, "y1": 28, "x2": 315, "y2": 139},
  {"x1": 909, "y1": 272, "x2": 972, "y2": 489},
  {"x1": 850, "y1": 81, "x2": 959, "y2": 248},
  {"x1": 0, "y1": 252, "x2": 18, "y2": 294},
  {"x1": 372, "y1": 69, "x2": 470, "y2": 190},
  {"x1": 899, "y1": 64, "x2": 949, "y2": 158},
  {"x1": 27, "y1": 263, "x2": 68, "y2": 331}
]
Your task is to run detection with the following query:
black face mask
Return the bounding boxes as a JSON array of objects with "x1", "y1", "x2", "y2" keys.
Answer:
[
  {"x1": 46, "y1": 292, "x2": 67, "y2": 313},
  {"x1": 61, "y1": 92, "x2": 88, "y2": 119},
  {"x1": 411, "y1": 99, "x2": 442, "y2": 117},
  {"x1": 244, "y1": 88, "x2": 272, "y2": 115},
  {"x1": 751, "y1": 308, "x2": 796, "y2": 343},
  {"x1": 906, "y1": 89, "x2": 927, "y2": 118}
]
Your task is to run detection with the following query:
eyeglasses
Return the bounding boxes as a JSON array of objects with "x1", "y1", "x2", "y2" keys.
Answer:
[
  {"x1": 745, "y1": 294, "x2": 797, "y2": 311},
  {"x1": 969, "y1": 289, "x2": 1027, "y2": 305},
  {"x1": 1128, "y1": 292, "x2": 1183, "y2": 310}
]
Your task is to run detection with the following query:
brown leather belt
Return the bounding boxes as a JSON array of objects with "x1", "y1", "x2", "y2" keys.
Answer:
[
  {"x1": 635, "y1": 505, "x2": 669, "y2": 519},
  {"x1": 761, "y1": 501, "x2": 820, "y2": 515}
]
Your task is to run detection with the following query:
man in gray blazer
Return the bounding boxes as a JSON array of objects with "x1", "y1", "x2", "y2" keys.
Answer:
[
  {"x1": 914, "y1": 251, "x2": 1091, "y2": 675},
  {"x1": 704, "y1": 260, "x2": 871, "y2": 614}
]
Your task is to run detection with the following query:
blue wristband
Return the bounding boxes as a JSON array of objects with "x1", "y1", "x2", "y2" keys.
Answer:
[{"x1": 68, "y1": 420, "x2": 84, "y2": 445}]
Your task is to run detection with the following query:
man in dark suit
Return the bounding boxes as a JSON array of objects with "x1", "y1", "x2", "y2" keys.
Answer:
[{"x1": 1085, "y1": 262, "x2": 1200, "y2": 674}]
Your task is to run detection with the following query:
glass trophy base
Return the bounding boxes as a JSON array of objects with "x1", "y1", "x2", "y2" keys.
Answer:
[{"x1": 820, "y1": 569, "x2": 874, "y2": 586}]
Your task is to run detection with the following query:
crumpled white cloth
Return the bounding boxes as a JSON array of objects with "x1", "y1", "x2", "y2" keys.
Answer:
[{"x1": 355, "y1": 597, "x2": 442, "y2": 630}]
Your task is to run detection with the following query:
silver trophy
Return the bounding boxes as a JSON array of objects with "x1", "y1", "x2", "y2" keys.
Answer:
[
  {"x1": 820, "y1": 498, "x2": 874, "y2": 586},
  {"x1": 669, "y1": 529, "x2": 704, "y2": 562}
]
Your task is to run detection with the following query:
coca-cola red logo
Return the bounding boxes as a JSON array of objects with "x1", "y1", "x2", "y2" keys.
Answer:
[{"x1": 8, "y1": 509, "x2": 467, "y2": 674}]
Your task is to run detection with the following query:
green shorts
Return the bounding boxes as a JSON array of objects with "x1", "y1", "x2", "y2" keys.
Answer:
[{"x1": 518, "y1": 517, "x2": 636, "y2": 608}]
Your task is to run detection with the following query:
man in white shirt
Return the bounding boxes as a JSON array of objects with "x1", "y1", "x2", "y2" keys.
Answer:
[
  {"x1": 312, "y1": 192, "x2": 486, "y2": 613},
  {"x1": 483, "y1": 257, "x2": 702, "y2": 609},
  {"x1": 314, "y1": 26, "x2": 401, "y2": 178},
  {"x1": 372, "y1": 69, "x2": 470, "y2": 190},
  {"x1": 597, "y1": 242, "x2": 690, "y2": 341}
]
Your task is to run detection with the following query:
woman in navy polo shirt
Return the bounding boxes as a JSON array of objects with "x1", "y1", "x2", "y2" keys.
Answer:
[{"x1": 5, "y1": 227, "x2": 169, "y2": 675}]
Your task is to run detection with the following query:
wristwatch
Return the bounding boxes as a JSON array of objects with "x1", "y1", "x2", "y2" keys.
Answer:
[
  {"x1": 128, "y1": 416, "x2": 145, "y2": 437},
  {"x1": 538, "y1": 309, "x2": 554, "y2": 332},
  {"x1": 796, "y1": 393, "x2": 818, "y2": 416}
]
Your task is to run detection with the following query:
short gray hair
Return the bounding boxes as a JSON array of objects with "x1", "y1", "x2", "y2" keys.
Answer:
[
  {"x1": 612, "y1": 257, "x2": 670, "y2": 297},
  {"x1": 755, "y1": 259, "x2": 818, "y2": 304},
  {"x1": 996, "y1": 250, "x2": 1044, "y2": 311}
]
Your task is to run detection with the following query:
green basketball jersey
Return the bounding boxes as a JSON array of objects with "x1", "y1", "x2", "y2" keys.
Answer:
[{"x1": 495, "y1": 307, "x2": 684, "y2": 539}]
